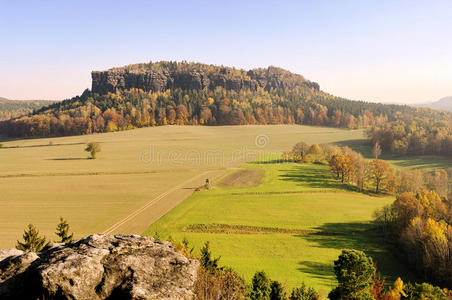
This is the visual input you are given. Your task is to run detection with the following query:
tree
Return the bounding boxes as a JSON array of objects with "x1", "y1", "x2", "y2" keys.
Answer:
[
  {"x1": 369, "y1": 159, "x2": 394, "y2": 194},
  {"x1": 289, "y1": 282, "x2": 319, "y2": 300},
  {"x1": 329, "y1": 153, "x2": 355, "y2": 183},
  {"x1": 291, "y1": 142, "x2": 310, "y2": 162},
  {"x1": 195, "y1": 266, "x2": 247, "y2": 300},
  {"x1": 270, "y1": 280, "x2": 287, "y2": 300},
  {"x1": 386, "y1": 277, "x2": 407, "y2": 300},
  {"x1": 16, "y1": 224, "x2": 48, "y2": 252},
  {"x1": 353, "y1": 153, "x2": 369, "y2": 191},
  {"x1": 250, "y1": 271, "x2": 271, "y2": 300},
  {"x1": 428, "y1": 169, "x2": 448, "y2": 197},
  {"x1": 55, "y1": 217, "x2": 73, "y2": 243},
  {"x1": 307, "y1": 144, "x2": 324, "y2": 163},
  {"x1": 372, "y1": 142, "x2": 382, "y2": 159},
  {"x1": 85, "y1": 142, "x2": 101, "y2": 159},
  {"x1": 328, "y1": 249, "x2": 375, "y2": 300},
  {"x1": 404, "y1": 282, "x2": 447, "y2": 300},
  {"x1": 200, "y1": 241, "x2": 221, "y2": 273}
]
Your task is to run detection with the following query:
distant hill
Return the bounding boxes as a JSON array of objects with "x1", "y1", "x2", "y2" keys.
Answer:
[
  {"x1": 0, "y1": 99, "x2": 57, "y2": 121},
  {"x1": 0, "y1": 97, "x2": 9, "y2": 101},
  {"x1": 420, "y1": 96, "x2": 452, "y2": 112},
  {"x1": 0, "y1": 61, "x2": 449, "y2": 138}
]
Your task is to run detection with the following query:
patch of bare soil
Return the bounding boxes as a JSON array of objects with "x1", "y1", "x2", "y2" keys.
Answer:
[{"x1": 219, "y1": 168, "x2": 264, "y2": 188}]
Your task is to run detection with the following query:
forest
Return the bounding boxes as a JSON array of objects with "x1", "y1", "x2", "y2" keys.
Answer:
[
  {"x1": 1, "y1": 62, "x2": 451, "y2": 161},
  {"x1": 0, "y1": 99, "x2": 55, "y2": 121},
  {"x1": 368, "y1": 117, "x2": 452, "y2": 156}
]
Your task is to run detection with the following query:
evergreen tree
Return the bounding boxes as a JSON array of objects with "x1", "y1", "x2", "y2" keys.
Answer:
[
  {"x1": 200, "y1": 241, "x2": 220, "y2": 272},
  {"x1": 328, "y1": 249, "x2": 375, "y2": 300},
  {"x1": 16, "y1": 224, "x2": 48, "y2": 252},
  {"x1": 55, "y1": 217, "x2": 73, "y2": 243},
  {"x1": 270, "y1": 280, "x2": 287, "y2": 300},
  {"x1": 250, "y1": 271, "x2": 271, "y2": 300},
  {"x1": 289, "y1": 282, "x2": 319, "y2": 300}
]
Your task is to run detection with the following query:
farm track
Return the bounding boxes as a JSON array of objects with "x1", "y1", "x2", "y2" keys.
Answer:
[{"x1": 102, "y1": 169, "x2": 227, "y2": 235}]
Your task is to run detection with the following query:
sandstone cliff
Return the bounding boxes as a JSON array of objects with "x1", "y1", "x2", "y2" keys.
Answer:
[
  {"x1": 92, "y1": 61, "x2": 320, "y2": 94},
  {"x1": 0, "y1": 234, "x2": 199, "y2": 300}
]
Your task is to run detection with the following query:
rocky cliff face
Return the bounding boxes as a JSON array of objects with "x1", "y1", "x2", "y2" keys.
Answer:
[
  {"x1": 91, "y1": 62, "x2": 320, "y2": 94},
  {"x1": 0, "y1": 234, "x2": 199, "y2": 300}
]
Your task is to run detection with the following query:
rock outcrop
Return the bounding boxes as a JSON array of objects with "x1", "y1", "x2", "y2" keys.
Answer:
[
  {"x1": 91, "y1": 61, "x2": 320, "y2": 94},
  {"x1": 0, "y1": 234, "x2": 199, "y2": 300}
]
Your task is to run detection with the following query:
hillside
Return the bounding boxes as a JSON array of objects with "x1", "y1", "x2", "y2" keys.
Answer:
[
  {"x1": 0, "y1": 99, "x2": 57, "y2": 121},
  {"x1": 0, "y1": 61, "x2": 448, "y2": 138},
  {"x1": 420, "y1": 96, "x2": 452, "y2": 112}
]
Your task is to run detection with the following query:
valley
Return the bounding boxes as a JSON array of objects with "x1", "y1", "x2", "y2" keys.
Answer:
[{"x1": 0, "y1": 125, "x2": 364, "y2": 248}]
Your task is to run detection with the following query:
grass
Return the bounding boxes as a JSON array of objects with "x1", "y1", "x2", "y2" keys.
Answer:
[
  {"x1": 1, "y1": 124, "x2": 447, "y2": 291},
  {"x1": 0, "y1": 125, "x2": 366, "y2": 248},
  {"x1": 144, "y1": 162, "x2": 416, "y2": 292},
  {"x1": 337, "y1": 139, "x2": 452, "y2": 171}
]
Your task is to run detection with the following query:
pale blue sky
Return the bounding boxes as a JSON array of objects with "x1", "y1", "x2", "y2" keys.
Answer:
[{"x1": 1, "y1": 0, "x2": 451, "y2": 103}]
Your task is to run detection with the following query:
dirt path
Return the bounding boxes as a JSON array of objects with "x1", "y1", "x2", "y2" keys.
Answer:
[{"x1": 102, "y1": 169, "x2": 227, "y2": 235}]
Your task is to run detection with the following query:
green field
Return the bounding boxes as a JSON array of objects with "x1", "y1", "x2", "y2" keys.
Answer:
[
  {"x1": 2, "y1": 124, "x2": 448, "y2": 294},
  {"x1": 0, "y1": 125, "x2": 366, "y2": 248},
  {"x1": 144, "y1": 161, "x2": 416, "y2": 293}
]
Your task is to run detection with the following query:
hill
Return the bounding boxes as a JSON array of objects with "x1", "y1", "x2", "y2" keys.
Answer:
[
  {"x1": 0, "y1": 61, "x2": 448, "y2": 138},
  {"x1": 420, "y1": 96, "x2": 452, "y2": 112},
  {"x1": 0, "y1": 99, "x2": 57, "y2": 121}
]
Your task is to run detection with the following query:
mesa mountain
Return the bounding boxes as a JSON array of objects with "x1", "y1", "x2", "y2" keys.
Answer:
[{"x1": 0, "y1": 61, "x2": 448, "y2": 138}]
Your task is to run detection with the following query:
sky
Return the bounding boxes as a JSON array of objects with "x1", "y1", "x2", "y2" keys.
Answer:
[{"x1": 1, "y1": 0, "x2": 451, "y2": 104}]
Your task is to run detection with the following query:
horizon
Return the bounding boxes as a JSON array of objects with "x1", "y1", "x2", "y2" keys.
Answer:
[{"x1": 1, "y1": 0, "x2": 451, "y2": 104}]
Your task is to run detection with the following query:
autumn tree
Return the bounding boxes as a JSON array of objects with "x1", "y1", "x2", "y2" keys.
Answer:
[
  {"x1": 369, "y1": 159, "x2": 394, "y2": 193},
  {"x1": 425, "y1": 169, "x2": 449, "y2": 197},
  {"x1": 329, "y1": 153, "x2": 355, "y2": 183},
  {"x1": 306, "y1": 144, "x2": 324, "y2": 163},
  {"x1": 372, "y1": 142, "x2": 382, "y2": 159},
  {"x1": 291, "y1": 142, "x2": 310, "y2": 162}
]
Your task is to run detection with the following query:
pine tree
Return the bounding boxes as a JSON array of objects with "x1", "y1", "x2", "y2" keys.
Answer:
[
  {"x1": 250, "y1": 271, "x2": 271, "y2": 300},
  {"x1": 270, "y1": 280, "x2": 287, "y2": 300},
  {"x1": 16, "y1": 224, "x2": 48, "y2": 252},
  {"x1": 200, "y1": 241, "x2": 220, "y2": 272},
  {"x1": 55, "y1": 217, "x2": 73, "y2": 243}
]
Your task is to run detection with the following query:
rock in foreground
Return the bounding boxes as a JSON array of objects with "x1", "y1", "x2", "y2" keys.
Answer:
[{"x1": 0, "y1": 234, "x2": 199, "y2": 299}]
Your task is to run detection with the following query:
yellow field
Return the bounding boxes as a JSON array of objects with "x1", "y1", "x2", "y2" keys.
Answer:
[{"x1": 0, "y1": 125, "x2": 365, "y2": 248}]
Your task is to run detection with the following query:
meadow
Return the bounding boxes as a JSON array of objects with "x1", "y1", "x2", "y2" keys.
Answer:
[
  {"x1": 0, "y1": 125, "x2": 365, "y2": 248},
  {"x1": 144, "y1": 161, "x2": 416, "y2": 293}
]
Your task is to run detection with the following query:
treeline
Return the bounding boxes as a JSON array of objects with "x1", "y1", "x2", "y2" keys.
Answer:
[
  {"x1": 285, "y1": 142, "x2": 396, "y2": 194},
  {"x1": 286, "y1": 141, "x2": 452, "y2": 198},
  {"x1": 368, "y1": 115, "x2": 452, "y2": 156},
  {"x1": 1, "y1": 84, "x2": 442, "y2": 138},
  {"x1": 0, "y1": 99, "x2": 56, "y2": 121}
]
